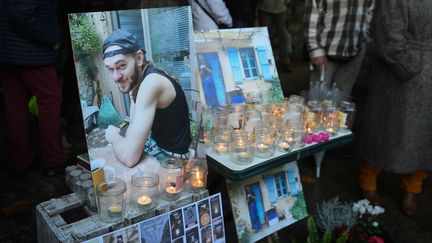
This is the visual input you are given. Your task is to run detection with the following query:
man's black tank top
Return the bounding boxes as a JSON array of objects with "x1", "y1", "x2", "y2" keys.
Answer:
[{"x1": 143, "y1": 66, "x2": 191, "y2": 154}]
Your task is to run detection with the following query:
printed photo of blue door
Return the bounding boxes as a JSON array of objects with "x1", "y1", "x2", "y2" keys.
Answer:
[
  {"x1": 245, "y1": 182, "x2": 266, "y2": 232},
  {"x1": 197, "y1": 52, "x2": 228, "y2": 107}
]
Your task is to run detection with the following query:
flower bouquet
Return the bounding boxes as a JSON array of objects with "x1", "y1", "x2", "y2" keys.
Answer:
[{"x1": 306, "y1": 197, "x2": 386, "y2": 243}]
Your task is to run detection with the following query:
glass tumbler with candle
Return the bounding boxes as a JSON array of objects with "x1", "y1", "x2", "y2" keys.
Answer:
[
  {"x1": 212, "y1": 126, "x2": 232, "y2": 155},
  {"x1": 254, "y1": 127, "x2": 275, "y2": 158},
  {"x1": 276, "y1": 129, "x2": 296, "y2": 153},
  {"x1": 321, "y1": 100, "x2": 339, "y2": 135},
  {"x1": 130, "y1": 171, "x2": 159, "y2": 212},
  {"x1": 230, "y1": 131, "x2": 254, "y2": 164},
  {"x1": 190, "y1": 158, "x2": 208, "y2": 191},
  {"x1": 160, "y1": 158, "x2": 183, "y2": 200},
  {"x1": 227, "y1": 105, "x2": 245, "y2": 130},
  {"x1": 96, "y1": 178, "x2": 127, "y2": 223},
  {"x1": 304, "y1": 100, "x2": 322, "y2": 134}
]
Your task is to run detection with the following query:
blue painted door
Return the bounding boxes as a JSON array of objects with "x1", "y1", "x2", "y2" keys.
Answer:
[
  {"x1": 247, "y1": 182, "x2": 266, "y2": 227},
  {"x1": 198, "y1": 52, "x2": 227, "y2": 107}
]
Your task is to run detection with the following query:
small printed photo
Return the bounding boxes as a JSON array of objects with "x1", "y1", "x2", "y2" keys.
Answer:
[
  {"x1": 210, "y1": 195, "x2": 222, "y2": 219},
  {"x1": 170, "y1": 209, "x2": 185, "y2": 239},
  {"x1": 212, "y1": 217, "x2": 225, "y2": 242},
  {"x1": 140, "y1": 214, "x2": 171, "y2": 243},
  {"x1": 198, "y1": 199, "x2": 211, "y2": 227},
  {"x1": 173, "y1": 236, "x2": 185, "y2": 243},
  {"x1": 102, "y1": 224, "x2": 140, "y2": 243},
  {"x1": 201, "y1": 225, "x2": 213, "y2": 243},
  {"x1": 185, "y1": 227, "x2": 200, "y2": 243},
  {"x1": 183, "y1": 204, "x2": 198, "y2": 229}
]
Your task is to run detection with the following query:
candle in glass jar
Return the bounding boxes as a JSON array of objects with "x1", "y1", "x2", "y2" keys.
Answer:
[
  {"x1": 278, "y1": 142, "x2": 291, "y2": 151},
  {"x1": 257, "y1": 143, "x2": 269, "y2": 150},
  {"x1": 108, "y1": 205, "x2": 122, "y2": 218},
  {"x1": 192, "y1": 171, "x2": 204, "y2": 188},
  {"x1": 137, "y1": 195, "x2": 152, "y2": 206},
  {"x1": 166, "y1": 185, "x2": 177, "y2": 194},
  {"x1": 238, "y1": 151, "x2": 251, "y2": 159},
  {"x1": 215, "y1": 143, "x2": 229, "y2": 153}
]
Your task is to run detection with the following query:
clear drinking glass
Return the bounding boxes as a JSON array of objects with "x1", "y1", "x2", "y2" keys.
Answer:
[
  {"x1": 96, "y1": 178, "x2": 127, "y2": 223},
  {"x1": 130, "y1": 172, "x2": 159, "y2": 212}
]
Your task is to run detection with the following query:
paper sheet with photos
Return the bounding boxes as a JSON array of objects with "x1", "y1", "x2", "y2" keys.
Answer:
[{"x1": 83, "y1": 193, "x2": 225, "y2": 243}]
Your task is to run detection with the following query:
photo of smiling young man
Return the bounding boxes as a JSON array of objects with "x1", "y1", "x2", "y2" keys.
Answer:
[{"x1": 103, "y1": 29, "x2": 191, "y2": 168}]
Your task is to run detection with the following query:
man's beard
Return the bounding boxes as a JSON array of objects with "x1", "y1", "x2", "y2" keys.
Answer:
[{"x1": 123, "y1": 64, "x2": 141, "y2": 94}]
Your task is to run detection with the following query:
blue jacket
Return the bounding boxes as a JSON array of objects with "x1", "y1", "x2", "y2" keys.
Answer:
[{"x1": 0, "y1": 0, "x2": 60, "y2": 66}]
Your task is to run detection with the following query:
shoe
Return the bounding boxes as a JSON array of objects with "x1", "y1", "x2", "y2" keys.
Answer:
[
  {"x1": 362, "y1": 190, "x2": 380, "y2": 205},
  {"x1": 400, "y1": 191, "x2": 417, "y2": 216}
]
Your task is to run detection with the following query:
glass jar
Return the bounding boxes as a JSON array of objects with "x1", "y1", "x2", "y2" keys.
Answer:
[
  {"x1": 201, "y1": 106, "x2": 218, "y2": 147},
  {"x1": 87, "y1": 187, "x2": 97, "y2": 212},
  {"x1": 244, "y1": 109, "x2": 262, "y2": 140},
  {"x1": 254, "y1": 127, "x2": 275, "y2": 158},
  {"x1": 81, "y1": 180, "x2": 93, "y2": 204},
  {"x1": 184, "y1": 157, "x2": 208, "y2": 191},
  {"x1": 130, "y1": 172, "x2": 159, "y2": 212},
  {"x1": 304, "y1": 100, "x2": 322, "y2": 134},
  {"x1": 65, "y1": 165, "x2": 78, "y2": 188},
  {"x1": 160, "y1": 158, "x2": 183, "y2": 200},
  {"x1": 230, "y1": 131, "x2": 254, "y2": 164},
  {"x1": 96, "y1": 178, "x2": 127, "y2": 223},
  {"x1": 70, "y1": 170, "x2": 82, "y2": 192},
  {"x1": 321, "y1": 100, "x2": 339, "y2": 135},
  {"x1": 79, "y1": 173, "x2": 92, "y2": 182},
  {"x1": 276, "y1": 130, "x2": 296, "y2": 153},
  {"x1": 227, "y1": 105, "x2": 245, "y2": 130},
  {"x1": 211, "y1": 126, "x2": 231, "y2": 154},
  {"x1": 338, "y1": 101, "x2": 356, "y2": 132}
]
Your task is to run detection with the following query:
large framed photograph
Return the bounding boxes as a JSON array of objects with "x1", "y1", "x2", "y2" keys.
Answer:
[
  {"x1": 226, "y1": 162, "x2": 307, "y2": 243},
  {"x1": 68, "y1": 7, "x2": 199, "y2": 193},
  {"x1": 194, "y1": 27, "x2": 284, "y2": 108}
]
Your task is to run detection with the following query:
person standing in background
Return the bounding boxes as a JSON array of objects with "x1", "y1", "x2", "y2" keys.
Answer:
[
  {"x1": 257, "y1": 0, "x2": 293, "y2": 72},
  {"x1": 357, "y1": 0, "x2": 431, "y2": 216},
  {"x1": 192, "y1": 0, "x2": 233, "y2": 31},
  {"x1": 304, "y1": 0, "x2": 374, "y2": 94},
  {"x1": 0, "y1": 0, "x2": 66, "y2": 177}
]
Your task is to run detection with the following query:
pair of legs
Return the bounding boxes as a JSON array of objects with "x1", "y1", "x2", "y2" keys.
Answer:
[
  {"x1": 310, "y1": 45, "x2": 366, "y2": 95},
  {"x1": 1, "y1": 66, "x2": 65, "y2": 171},
  {"x1": 258, "y1": 10, "x2": 292, "y2": 66},
  {"x1": 358, "y1": 160, "x2": 428, "y2": 215}
]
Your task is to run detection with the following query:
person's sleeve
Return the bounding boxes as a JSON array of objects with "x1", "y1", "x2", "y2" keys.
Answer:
[
  {"x1": 364, "y1": 0, "x2": 375, "y2": 43},
  {"x1": 304, "y1": 0, "x2": 325, "y2": 58},
  {"x1": 6, "y1": 0, "x2": 59, "y2": 47},
  {"x1": 206, "y1": 0, "x2": 233, "y2": 27},
  {"x1": 374, "y1": 0, "x2": 421, "y2": 82}
]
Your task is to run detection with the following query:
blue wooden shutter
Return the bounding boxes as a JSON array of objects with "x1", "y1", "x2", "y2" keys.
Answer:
[
  {"x1": 227, "y1": 48, "x2": 243, "y2": 84},
  {"x1": 287, "y1": 168, "x2": 298, "y2": 196},
  {"x1": 256, "y1": 46, "x2": 272, "y2": 81},
  {"x1": 265, "y1": 175, "x2": 277, "y2": 203}
]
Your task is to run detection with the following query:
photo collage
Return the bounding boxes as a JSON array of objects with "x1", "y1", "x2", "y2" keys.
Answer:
[{"x1": 83, "y1": 194, "x2": 225, "y2": 243}]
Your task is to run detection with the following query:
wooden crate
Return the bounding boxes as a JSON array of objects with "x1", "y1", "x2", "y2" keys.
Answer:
[{"x1": 36, "y1": 190, "x2": 209, "y2": 242}]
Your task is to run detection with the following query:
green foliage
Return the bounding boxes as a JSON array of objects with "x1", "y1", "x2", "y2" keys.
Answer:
[
  {"x1": 290, "y1": 193, "x2": 308, "y2": 220},
  {"x1": 322, "y1": 230, "x2": 333, "y2": 243},
  {"x1": 306, "y1": 216, "x2": 320, "y2": 243},
  {"x1": 314, "y1": 197, "x2": 358, "y2": 232},
  {"x1": 269, "y1": 77, "x2": 284, "y2": 104},
  {"x1": 335, "y1": 228, "x2": 349, "y2": 243},
  {"x1": 70, "y1": 14, "x2": 101, "y2": 55}
]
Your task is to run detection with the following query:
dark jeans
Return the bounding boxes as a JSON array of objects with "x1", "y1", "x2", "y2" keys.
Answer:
[{"x1": 1, "y1": 66, "x2": 65, "y2": 170}]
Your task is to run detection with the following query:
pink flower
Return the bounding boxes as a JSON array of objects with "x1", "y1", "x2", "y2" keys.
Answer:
[{"x1": 368, "y1": 235, "x2": 384, "y2": 243}]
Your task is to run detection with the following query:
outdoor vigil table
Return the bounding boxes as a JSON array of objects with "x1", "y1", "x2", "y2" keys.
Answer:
[{"x1": 206, "y1": 130, "x2": 353, "y2": 181}]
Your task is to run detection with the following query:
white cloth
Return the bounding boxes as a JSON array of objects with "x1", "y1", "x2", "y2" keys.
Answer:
[{"x1": 192, "y1": 0, "x2": 233, "y2": 31}]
